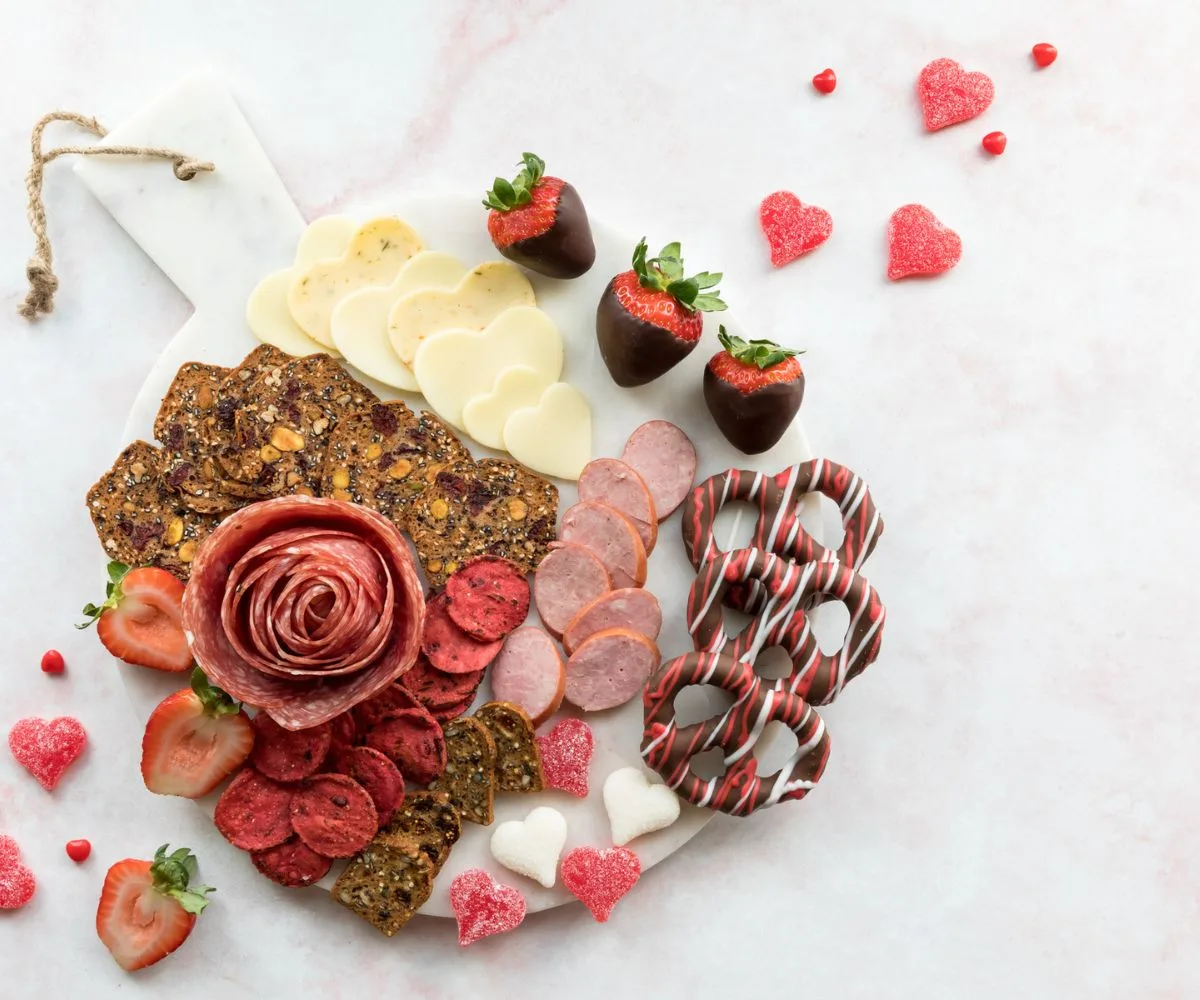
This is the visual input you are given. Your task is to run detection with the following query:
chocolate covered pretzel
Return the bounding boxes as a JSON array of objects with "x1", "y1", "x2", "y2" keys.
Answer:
[
  {"x1": 641, "y1": 650, "x2": 830, "y2": 815},
  {"x1": 682, "y1": 460, "x2": 883, "y2": 613},
  {"x1": 687, "y1": 548, "x2": 885, "y2": 705}
]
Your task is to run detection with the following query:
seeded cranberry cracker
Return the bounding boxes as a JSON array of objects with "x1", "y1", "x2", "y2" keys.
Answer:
[
  {"x1": 427, "y1": 717, "x2": 497, "y2": 825},
  {"x1": 153, "y1": 361, "x2": 243, "y2": 514},
  {"x1": 319, "y1": 402, "x2": 471, "y2": 524},
  {"x1": 332, "y1": 838, "x2": 434, "y2": 936},
  {"x1": 363, "y1": 706, "x2": 448, "y2": 786},
  {"x1": 220, "y1": 353, "x2": 378, "y2": 498},
  {"x1": 251, "y1": 837, "x2": 333, "y2": 888},
  {"x1": 331, "y1": 746, "x2": 406, "y2": 825},
  {"x1": 290, "y1": 773, "x2": 379, "y2": 859},
  {"x1": 407, "y1": 458, "x2": 558, "y2": 587},
  {"x1": 422, "y1": 592, "x2": 503, "y2": 674},
  {"x1": 250, "y1": 714, "x2": 332, "y2": 782},
  {"x1": 376, "y1": 790, "x2": 461, "y2": 873},
  {"x1": 445, "y1": 556, "x2": 531, "y2": 641},
  {"x1": 214, "y1": 767, "x2": 295, "y2": 851}
]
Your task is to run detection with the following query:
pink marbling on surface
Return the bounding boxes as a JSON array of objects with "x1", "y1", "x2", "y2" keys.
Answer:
[{"x1": 0, "y1": 0, "x2": 1198, "y2": 997}]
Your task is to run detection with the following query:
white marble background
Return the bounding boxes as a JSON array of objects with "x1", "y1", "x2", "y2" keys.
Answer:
[{"x1": 1, "y1": 1, "x2": 1196, "y2": 997}]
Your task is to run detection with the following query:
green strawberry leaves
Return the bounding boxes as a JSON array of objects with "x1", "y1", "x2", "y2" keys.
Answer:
[
  {"x1": 151, "y1": 844, "x2": 215, "y2": 916},
  {"x1": 718, "y1": 326, "x2": 804, "y2": 369},
  {"x1": 631, "y1": 238, "x2": 727, "y2": 313},
  {"x1": 190, "y1": 668, "x2": 242, "y2": 718},
  {"x1": 77, "y1": 561, "x2": 130, "y2": 628},
  {"x1": 483, "y1": 152, "x2": 547, "y2": 212}
]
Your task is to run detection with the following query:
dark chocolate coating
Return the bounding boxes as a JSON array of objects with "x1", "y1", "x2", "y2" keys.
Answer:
[
  {"x1": 703, "y1": 368, "x2": 804, "y2": 454},
  {"x1": 595, "y1": 279, "x2": 698, "y2": 387},
  {"x1": 498, "y1": 182, "x2": 596, "y2": 279}
]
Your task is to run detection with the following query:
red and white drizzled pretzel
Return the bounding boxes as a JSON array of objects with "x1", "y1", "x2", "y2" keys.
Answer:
[
  {"x1": 687, "y1": 548, "x2": 885, "y2": 705},
  {"x1": 681, "y1": 460, "x2": 883, "y2": 613},
  {"x1": 641, "y1": 650, "x2": 831, "y2": 815}
]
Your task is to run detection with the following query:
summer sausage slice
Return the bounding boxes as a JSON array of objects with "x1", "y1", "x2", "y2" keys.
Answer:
[
  {"x1": 621, "y1": 420, "x2": 697, "y2": 521},
  {"x1": 562, "y1": 588, "x2": 663, "y2": 656},
  {"x1": 489, "y1": 627, "x2": 566, "y2": 727},
  {"x1": 534, "y1": 544, "x2": 611, "y2": 638},
  {"x1": 576, "y1": 459, "x2": 657, "y2": 553},
  {"x1": 564, "y1": 628, "x2": 661, "y2": 712},
  {"x1": 557, "y1": 502, "x2": 647, "y2": 590}
]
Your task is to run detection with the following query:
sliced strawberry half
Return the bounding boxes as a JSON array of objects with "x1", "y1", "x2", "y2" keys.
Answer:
[
  {"x1": 79, "y1": 561, "x2": 192, "y2": 672},
  {"x1": 96, "y1": 844, "x2": 214, "y2": 972},
  {"x1": 141, "y1": 668, "x2": 254, "y2": 798}
]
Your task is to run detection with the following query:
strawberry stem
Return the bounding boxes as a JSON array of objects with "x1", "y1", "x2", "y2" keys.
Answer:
[
  {"x1": 77, "y1": 561, "x2": 130, "y2": 629},
  {"x1": 482, "y1": 152, "x2": 546, "y2": 212},
  {"x1": 718, "y1": 326, "x2": 804, "y2": 369},
  {"x1": 150, "y1": 844, "x2": 215, "y2": 916},
  {"x1": 630, "y1": 238, "x2": 727, "y2": 314},
  {"x1": 190, "y1": 668, "x2": 242, "y2": 718}
]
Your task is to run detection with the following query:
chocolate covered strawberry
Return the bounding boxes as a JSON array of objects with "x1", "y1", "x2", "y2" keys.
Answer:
[
  {"x1": 484, "y1": 153, "x2": 595, "y2": 278},
  {"x1": 704, "y1": 327, "x2": 805, "y2": 454},
  {"x1": 596, "y1": 239, "x2": 726, "y2": 387}
]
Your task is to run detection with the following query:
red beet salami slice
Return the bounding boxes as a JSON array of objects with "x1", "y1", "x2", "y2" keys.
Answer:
[
  {"x1": 290, "y1": 773, "x2": 379, "y2": 859},
  {"x1": 445, "y1": 556, "x2": 531, "y2": 642},
  {"x1": 399, "y1": 654, "x2": 485, "y2": 715},
  {"x1": 250, "y1": 713, "x2": 332, "y2": 782},
  {"x1": 621, "y1": 421, "x2": 697, "y2": 520},
  {"x1": 564, "y1": 628, "x2": 661, "y2": 712},
  {"x1": 489, "y1": 627, "x2": 566, "y2": 727},
  {"x1": 562, "y1": 588, "x2": 663, "y2": 656},
  {"x1": 422, "y1": 592, "x2": 503, "y2": 674},
  {"x1": 557, "y1": 502, "x2": 647, "y2": 590},
  {"x1": 331, "y1": 746, "x2": 406, "y2": 825},
  {"x1": 214, "y1": 768, "x2": 295, "y2": 851},
  {"x1": 577, "y1": 459, "x2": 657, "y2": 553},
  {"x1": 329, "y1": 711, "x2": 358, "y2": 750},
  {"x1": 352, "y1": 683, "x2": 423, "y2": 732},
  {"x1": 363, "y1": 706, "x2": 448, "y2": 785},
  {"x1": 251, "y1": 837, "x2": 333, "y2": 888},
  {"x1": 534, "y1": 544, "x2": 611, "y2": 637},
  {"x1": 182, "y1": 495, "x2": 425, "y2": 731}
]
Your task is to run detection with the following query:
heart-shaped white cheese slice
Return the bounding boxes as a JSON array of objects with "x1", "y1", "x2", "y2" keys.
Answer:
[
  {"x1": 413, "y1": 305, "x2": 563, "y2": 430},
  {"x1": 388, "y1": 261, "x2": 534, "y2": 365},
  {"x1": 489, "y1": 806, "x2": 568, "y2": 888},
  {"x1": 246, "y1": 215, "x2": 357, "y2": 357},
  {"x1": 603, "y1": 766, "x2": 681, "y2": 847},
  {"x1": 288, "y1": 216, "x2": 424, "y2": 347},
  {"x1": 461, "y1": 365, "x2": 550, "y2": 450},
  {"x1": 330, "y1": 251, "x2": 467, "y2": 391},
  {"x1": 503, "y1": 382, "x2": 592, "y2": 481}
]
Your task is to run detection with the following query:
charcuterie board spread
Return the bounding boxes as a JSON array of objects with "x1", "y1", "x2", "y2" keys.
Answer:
[{"x1": 9, "y1": 74, "x2": 894, "y2": 964}]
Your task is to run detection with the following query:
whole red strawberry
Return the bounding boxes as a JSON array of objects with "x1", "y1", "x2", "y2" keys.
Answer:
[
  {"x1": 596, "y1": 239, "x2": 726, "y2": 387},
  {"x1": 704, "y1": 327, "x2": 805, "y2": 454},
  {"x1": 484, "y1": 153, "x2": 595, "y2": 279}
]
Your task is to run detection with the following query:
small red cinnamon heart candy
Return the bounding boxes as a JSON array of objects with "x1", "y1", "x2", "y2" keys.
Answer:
[
  {"x1": 0, "y1": 836, "x2": 37, "y2": 909},
  {"x1": 65, "y1": 839, "x2": 92, "y2": 863},
  {"x1": 536, "y1": 719, "x2": 594, "y2": 798},
  {"x1": 982, "y1": 131, "x2": 1007, "y2": 155},
  {"x1": 887, "y1": 204, "x2": 962, "y2": 281},
  {"x1": 918, "y1": 58, "x2": 994, "y2": 131},
  {"x1": 560, "y1": 846, "x2": 641, "y2": 923},
  {"x1": 449, "y1": 868, "x2": 526, "y2": 946},
  {"x1": 1032, "y1": 43, "x2": 1057, "y2": 68},
  {"x1": 8, "y1": 717, "x2": 88, "y2": 790},
  {"x1": 759, "y1": 191, "x2": 833, "y2": 268},
  {"x1": 40, "y1": 650, "x2": 65, "y2": 674},
  {"x1": 811, "y1": 68, "x2": 836, "y2": 94}
]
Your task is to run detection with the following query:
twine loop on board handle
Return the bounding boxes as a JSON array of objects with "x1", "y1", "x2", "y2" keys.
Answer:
[{"x1": 19, "y1": 110, "x2": 215, "y2": 320}]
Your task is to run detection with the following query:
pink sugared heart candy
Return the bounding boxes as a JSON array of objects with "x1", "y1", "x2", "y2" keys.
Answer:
[
  {"x1": 449, "y1": 868, "x2": 526, "y2": 946},
  {"x1": 0, "y1": 836, "x2": 37, "y2": 909},
  {"x1": 759, "y1": 191, "x2": 833, "y2": 268},
  {"x1": 887, "y1": 205, "x2": 962, "y2": 281},
  {"x1": 8, "y1": 716, "x2": 87, "y2": 790},
  {"x1": 560, "y1": 846, "x2": 641, "y2": 923},
  {"x1": 536, "y1": 719, "x2": 594, "y2": 798},
  {"x1": 918, "y1": 58, "x2": 994, "y2": 131}
]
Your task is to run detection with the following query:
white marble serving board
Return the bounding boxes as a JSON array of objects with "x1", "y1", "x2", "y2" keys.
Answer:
[{"x1": 74, "y1": 73, "x2": 823, "y2": 920}]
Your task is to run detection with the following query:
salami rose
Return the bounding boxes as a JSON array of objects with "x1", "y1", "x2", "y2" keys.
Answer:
[{"x1": 183, "y1": 496, "x2": 424, "y2": 731}]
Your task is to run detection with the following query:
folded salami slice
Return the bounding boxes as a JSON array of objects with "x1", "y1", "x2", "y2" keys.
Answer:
[{"x1": 183, "y1": 495, "x2": 425, "y2": 731}]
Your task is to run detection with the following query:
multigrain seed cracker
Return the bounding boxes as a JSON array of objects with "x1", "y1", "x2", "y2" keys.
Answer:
[{"x1": 428, "y1": 717, "x2": 497, "y2": 826}]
